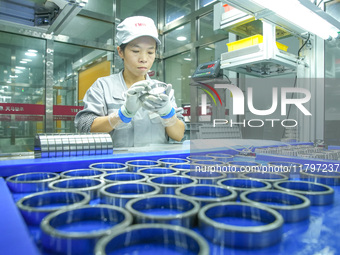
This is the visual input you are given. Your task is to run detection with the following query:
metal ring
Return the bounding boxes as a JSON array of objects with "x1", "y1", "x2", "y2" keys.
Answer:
[
  {"x1": 137, "y1": 167, "x2": 179, "y2": 177},
  {"x1": 226, "y1": 161, "x2": 262, "y2": 178},
  {"x1": 100, "y1": 182, "x2": 161, "y2": 207},
  {"x1": 94, "y1": 223, "x2": 209, "y2": 255},
  {"x1": 240, "y1": 190, "x2": 310, "y2": 223},
  {"x1": 89, "y1": 162, "x2": 128, "y2": 173},
  {"x1": 157, "y1": 157, "x2": 190, "y2": 167},
  {"x1": 175, "y1": 184, "x2": 237, "y2": 206},
  {"x1": 40, "y1": 204, "x2": 132, "y2": 255},
  {"x1": 125, "y1": 194, "x2": 200, "y2": 228},
  {"x1": 16, "y1": 190, "x2": 90, "y2": 226},
  {"x1": 206, "y1": 153, "x2": 234, "y2": 163},
  {"x1": 48, "y1": 177, "x2": 105, "y2": 199},
  {"x1": 101, "y1": 172, "x2": 149, "y2": 184},
  {"x1": 241, "y1": 172, "x2": 288, "y2": 182},
  {"x1": 192, "y1": 160, "x2": 226, "y2": 166},
  {"x1": 198, "y1": 202, "x2": 283, "y2": 249},
  {"x1": 217, "y1": 178, "x2": 272, "y2": 194},
  {"x1": 147, "y1": 175, "x2": 198, "y2": 194},
  {"x1": 186, "y1": 155, "x2": 215, "y2": 162},
  {"x1": 300, "y1": 170, "x2": 340, "y2": 186},
  {"x1": 273, "y1": 180, "x2": 334, "y2": 206},
  {"x1": 125, "y1": 160, "x2": 161, "y2": 172},
  {"x1": 60, "y1": 169, "x2": 106, "y2": 179},
  {"x1": 149, "y1": 81, "x2": 168, "y2": 94},
  {"x1": 267, "y1": 161, "x2": 303, "y2": 176},
  {"x1": 169, "y1": 163, "x2": 191, "y2": 174},
  {"x1": 6, "y1": 172, "x2": 60, "y2": 193},
  {"x1": 182, "y1": 170, "x2": 227, "y2": 185}
]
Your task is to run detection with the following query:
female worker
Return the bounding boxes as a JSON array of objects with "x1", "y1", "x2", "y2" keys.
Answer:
[{"x1": 75, "y1": 16, "x2": 185, "y2": 147}]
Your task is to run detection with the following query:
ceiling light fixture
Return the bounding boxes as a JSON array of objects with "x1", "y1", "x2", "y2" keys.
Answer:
[
  {"x1": 25, "y1": 52, "x2": 37, "y2": 57},
  {"x1": 177, "y1": 36, "x2": 187, "y2": 41},
  {"x1": 249, "y1": 0, "x2": 340, "y2": 40}
]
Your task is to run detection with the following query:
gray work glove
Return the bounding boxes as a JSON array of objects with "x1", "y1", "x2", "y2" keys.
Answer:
[
  {"x1": 120, "y1": 80, "x2": 151, "y2": 120},
  {"x1": 142, "y1": 84, "x2": 174, "y2": 117}
]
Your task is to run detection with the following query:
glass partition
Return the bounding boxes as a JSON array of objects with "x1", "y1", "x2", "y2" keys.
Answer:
[{"x1": 0, "y1": 32, "x2": 45, "y2": 154}]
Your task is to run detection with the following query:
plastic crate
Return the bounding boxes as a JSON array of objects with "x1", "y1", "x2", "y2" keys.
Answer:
[{"x1": 227, "y1": 34, "x2": 288, "y2": 52}]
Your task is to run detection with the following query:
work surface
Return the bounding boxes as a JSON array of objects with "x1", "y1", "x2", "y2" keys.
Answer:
[{"x1": 1, "y1": 139, "x2": 340, "y2": 255}]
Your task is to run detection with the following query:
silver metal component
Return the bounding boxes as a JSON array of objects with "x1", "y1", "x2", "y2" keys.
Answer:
[
  {"x1": 198, "y1": 202, "x2": 283, "y2": 248},
  {"x1": 6, "y1": 172, "x2": 60, "y2": 193},
  {"x1": 267, "y1": 161, "x2": 303, "y2": 177},
  {"x1": 60, "y1": 169, "x2": 106, "y2": 179},
  {"x1": 61, "y1": 135, "x2": 70, "y2": 157},
  {"x1": 240, "y1": 190, "x2": 310, "y2": 223},
  {"x1": 100, "y1": 182, "x2": 161, "y2": 207},
  {"x1": 89, "y1": 162, "x2": 128, "y2": 173},
  {"x1": 54, "y1": 135, "x2": 63, "y2": 157},
  {"x1": 48, "y1": 177, "x2": 105, "y2": 199},
  {"x1": 81, "y1": 135, "x2": 90, "y2": 156},
  {"x1": 87, "y1": 134, "x2": 96, "y2": 156},
  {"x1": 300, "y1": 170, "x2": 340, "y2": 186},
  {"x1": 16, "y1": 190, "x2": 90, "y2": 226},
  {"x1": 186, "y1": 155, "x2": 215, "y2": 162},
  {"x1": 273, "y1": 180, "x2": 334, "y2": 206},
  {"x1": 47, "y1": 134, "x2": 56, "y2": 158},
  {"x1": 34, "y1": 133, "x2": 113, "y2": 158},
  {"x1": 241, "y1": 171, "x2": 288, "y2": 182},
  {"x1": 206, "y1": 153, "x2": 234, "y2": 163},
  {"x1": 101, "y1": 172, "x2": 149, "y2": 184},
  {"x1": 169, "y1": 163, "x2": 191, "y2": 174},
  {"x1": 40, "y1": 205, "x2": 132, "y2": 255},
  {"x1": 183, "y1": 169, "x2": 227, "y2": 185},
  {"x1": 94, "y1": 224, "x2": 209, "y2": 255},
  {"x1": 75, "y1": 135, "x2": 83, "y2": 156},
  {"x1": 148, "y1": 81, "x2": 168, "y2": 95},
  {"x1": 157, "y1": 157, "x2": 190, "y2": 167},
  {"x1": 125, "y1": 195, "x2": 200, "y2": 228},
  {"x1": 217, "y1": 178, "x2": 272, "y2": 195},
  {"x1": 68, "y1": 134, "x2": 77, "y2": 157},
  {"x1": 175, "y1": 184, "x2": 237, "y2": 207},
  {"x1": 126, "y1": 160, "x2": 161, "y2": 172},
  {"x1": 137, "y1": 167, "x2": 180, "y2": 177},
  {"x1": 147, "y1": 175, "x2": 198, "y2": 194}
]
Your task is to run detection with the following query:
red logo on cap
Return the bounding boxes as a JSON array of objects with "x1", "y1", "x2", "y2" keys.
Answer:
[{"x1": 135, "y1": 23, "x2": 146, "y2": 27}]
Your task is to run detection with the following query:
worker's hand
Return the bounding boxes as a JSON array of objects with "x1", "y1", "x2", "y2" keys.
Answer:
[
  {"x1": 119, "y1": 80, "x2": 151, "y2": 122},
  {"x1": 142, "y1": 84, "x2": 175, "y2": 118}
]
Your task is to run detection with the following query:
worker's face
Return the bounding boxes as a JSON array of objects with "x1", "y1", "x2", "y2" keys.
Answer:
[{"x1": 118, "y1": 36, "x2": 156, "y2": 78}]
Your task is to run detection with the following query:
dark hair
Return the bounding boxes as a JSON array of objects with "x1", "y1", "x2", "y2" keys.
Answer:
[{"x1": 119, "y1": 43, "x2": 128, "y2": 52}]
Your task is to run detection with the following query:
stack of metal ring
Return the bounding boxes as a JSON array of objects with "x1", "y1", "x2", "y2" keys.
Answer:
[{"x1": 34, "y1": 133, "x2": 113, "y2": 158}]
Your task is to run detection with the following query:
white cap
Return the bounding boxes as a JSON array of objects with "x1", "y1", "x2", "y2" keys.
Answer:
[{"x1": 117, "y1": 16, "x2": 161, "y2": 46}]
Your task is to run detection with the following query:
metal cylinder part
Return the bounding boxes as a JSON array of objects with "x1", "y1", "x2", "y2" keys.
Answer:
[
  {"x1": 100, "y1": 182, "x2": 161, "y2": 207},
  {"x1": 175, "y1": 184, "x2": 237, "y2": 206},
  {"x1": 34, "y1": 133, "x2": 113, "y2": 158},
  {"x1": 16, "y1": 190, "x2": 90, "y2": 226},
  {"x1": 101, "y1": 172, "x2": 149, "y2": 184},
  {"x1": 240, "y1": 190, "x2": 310, "y2": 223},
  {"x1": 48, "y1": 178, "x2": 105, "y2": 199},
  {"x1": 273, "y1": 180, "x2": 334, "y2": 206},
  {"x1": 125, "y1": 195, "x2": 200, "y2": 228},
  {"x1": 198, "y1": 202, "x2": 283, "y2": 249},
  {"x1": 94, "y1": 224, "x2": 209, "y2": 255},
  {"x1": 6, "y1": 172, "x2": 60, "y2": 193},
  {"x1": 89, "y1": 162, "x2": 128, "y2": 173},
  {"x1": 40, "y1": 205, "x2": 132, "y2": 255}
]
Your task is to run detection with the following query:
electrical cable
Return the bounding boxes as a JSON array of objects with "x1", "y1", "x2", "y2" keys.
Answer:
[
  {"x1": 317, "y1": 0, "x2": 324, "y2": 7},
  {"x1": 223, "y1": 74, "x2": 232, "y2": 84},
  {"x1": 298, "y1": 33, "x2": 311, "y2": 57}
]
